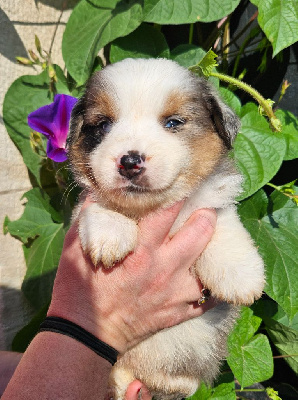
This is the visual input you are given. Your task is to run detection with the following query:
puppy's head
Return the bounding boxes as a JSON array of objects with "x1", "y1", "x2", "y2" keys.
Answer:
[{"x1": 68, "y1": 58, "x2": 240, "y2": 217}]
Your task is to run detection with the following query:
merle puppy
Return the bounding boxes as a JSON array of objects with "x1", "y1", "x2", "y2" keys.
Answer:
[{"x1": 67, "y1": 58, "x2": 264, "y2": 400}]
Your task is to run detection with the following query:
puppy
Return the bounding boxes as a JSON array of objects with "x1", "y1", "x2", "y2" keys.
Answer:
[{"x1": 67, "y1": 58, "x2": 265, "y2": 400}]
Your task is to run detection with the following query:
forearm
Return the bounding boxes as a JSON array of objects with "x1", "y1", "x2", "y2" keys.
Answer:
[
  {"x1": 2, "y1": 332, "x2": 112, "y2": 400},
  {"x1": 0, "y1": 352, "x2": 22, "y2": 396}
]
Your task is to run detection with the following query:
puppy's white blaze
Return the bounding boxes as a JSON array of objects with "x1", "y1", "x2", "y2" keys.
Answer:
[
  {"x1": 100, "y1": 58, "x2": 194, "y2": 118},
  {"x1": 90, "y1": 119, "x2": 190, "y2": 191}
]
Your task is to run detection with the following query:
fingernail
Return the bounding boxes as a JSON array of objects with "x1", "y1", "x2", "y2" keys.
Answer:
[
  {"x1": 137, "y1": 388, "x2": 142, "y2": 400},
  {"x1": 194, "y1": 209, "x2": 217, "y2": 228}
]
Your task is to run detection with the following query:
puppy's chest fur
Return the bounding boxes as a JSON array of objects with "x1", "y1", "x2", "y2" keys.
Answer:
[{"x1": 67, "y1": 58, "x2": 265, "y2": 400}]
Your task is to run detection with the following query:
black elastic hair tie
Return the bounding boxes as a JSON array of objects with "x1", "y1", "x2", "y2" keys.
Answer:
[{"x1": 39, "y1": 316, "x2": 118, "y2": 365}]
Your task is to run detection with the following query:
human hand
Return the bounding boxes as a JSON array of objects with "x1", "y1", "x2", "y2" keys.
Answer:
[
  {"x1": 124, "y1": 380, "x2": 152, "y2": 400},
  {"x1": 48, "y1": 200, "x2": 217, "y2": 354}
]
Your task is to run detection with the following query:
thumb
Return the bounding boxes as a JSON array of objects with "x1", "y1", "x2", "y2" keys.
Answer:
[
  {"x1": 168, "y1": 208, "x2": 216, "y2": 263},
  {"x1": 124, "y1": 380, "x2": 152, "y2": 400}
]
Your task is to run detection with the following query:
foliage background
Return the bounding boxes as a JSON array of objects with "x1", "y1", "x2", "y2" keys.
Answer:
[{"x1": 2, "y1": 0, "x2": 298, "y2": 398}]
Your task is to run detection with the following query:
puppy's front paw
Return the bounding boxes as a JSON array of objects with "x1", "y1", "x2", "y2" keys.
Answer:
[
  {"x1": 197, "y1": 245, "x2": 265, "y2": 305},
  {"x1": 79, "y1": 204, "x2": 138, "y2": 268},
  {"x1": 195, "y1": 208, "x2": 265, "y2": 306}
]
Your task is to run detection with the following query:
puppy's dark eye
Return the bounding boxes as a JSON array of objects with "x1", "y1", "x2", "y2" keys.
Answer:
[
  {"x1": 81, "y1": 118, "x2": 112, "y2": 152},
  {"x1": 82, "y1": 118, "x2": 112, "y2": 136},
  {"x1": 164, "y1": 118, "x2": 184, "y2": 129}
]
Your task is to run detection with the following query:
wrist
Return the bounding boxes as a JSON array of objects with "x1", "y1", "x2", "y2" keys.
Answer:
[
  {"x1": 47, "y1": 301, "x2": 131, "y2": 354},
  {"x1": 39, "y1": 317, "x2": 119, "y2": 365}
]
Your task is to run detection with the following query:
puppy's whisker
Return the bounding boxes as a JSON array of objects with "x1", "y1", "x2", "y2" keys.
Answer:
[{"x1": 61, "y1": 181, "x2": 79, "y2": 204}]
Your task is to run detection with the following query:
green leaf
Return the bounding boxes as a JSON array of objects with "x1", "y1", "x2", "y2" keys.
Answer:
[
  {"x1": 189, "y1": 49, "x2": 218, "y2": 77},
  {"x1": 6, "y1": 188, "x2": 65, "y2": 309},
  {"x1": 234, "y1": 111, "x2": 286, "y2": 200},
  {"x1": 253, "y1": 299, "x2": 298, "y2": 330},
  {"x1": 250, "y1": 0, "x2": 298, "y2": 57},
  {"x1": 227, "y1": 308, "x2": 273, "y2": 388},
  {"x1": 188, "y1": 382, "x2": 212, "y2": 400},
  {"x1": 229, "y1": 307, "x2": 262, "y2": 346},
  {"x1": 62, "y1": 0, "x2": 143, "y2": 85},
  {"x1": 12, "y1": 303, "x2": 49, "y2": 352},
  {"x1": 6, "y1": 188, "x2": 63, "y2": 243},
  {"x1": 266, "y1": 387, "x2": 282, "y2": 400},
  {"x1": 110, "y1": 23, "x2": 169, "y2": 63},
  {"x1": 239, "y1": 102, "x2": 259, "y2": 118},
  {"x1": 187, "y1": 373, "x2": 236, "y2": 400},
  {"x1": 218, "y1": 87, "x2": 241, "y2": 116},
  {"x1": 265, "y1": 319, "x2": 298, "y2": 373},
  {"x1": 22, "y1": 223, "x2": 64, "y2": 309},
  {"x1": 171, "y1": 44, "x2": 206, "y2": 68},
  {"x1": 144, "y1": 0, "x2": 241, "y2": 24},
  {"x1": 231, "y1": 334, "x2": 273, "y2": 387},
  {"x1": 55, "y1": 64, "x2": 72, "y2": 95},
  {"x1": 210, "y1": 373, "x2": 236, "y2": 400},
  {"x1": 238, "y1": 189, "x2": 298, "y2": 320},
  {"x1": 3, "y1": 70, "x2": 51, "y2": 184},
  {"x1": 275, "y1": 109, "x2": 298, "y2": 161},
  {"x1": 171, "y1": 45, "x2": 219, "y2": 87}
]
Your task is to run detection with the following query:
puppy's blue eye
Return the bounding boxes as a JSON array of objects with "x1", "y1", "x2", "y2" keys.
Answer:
[
  {"x1": 98, "y1": 119, "x2": 112, "y2": 133},
  {"x1": 165, "y1": 119, "x2": 184, "y2": 129}
]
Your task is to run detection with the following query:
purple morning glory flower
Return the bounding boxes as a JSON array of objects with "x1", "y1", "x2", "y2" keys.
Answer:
[{"x1": 28, "y1": 94, "x2": 78, "y2": 162}]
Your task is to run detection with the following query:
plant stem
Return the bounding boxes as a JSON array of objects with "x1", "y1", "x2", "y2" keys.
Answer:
[
  {"x1": 209, "y1": 71, "x2": 281, "y2": 131},
  {"x1": 221, "y1": 10, "x2": 258, "y2": 52},
  {"x1": 273, "y1": 353, "x2": 298, "y2": 359},
  {"x1": 210, "y1": 72, "x2": 264, "y2": 107},
  {"x1": 221, "y1": 19, "x2": 230, "y2": 73},
  {"x1": 49, "y1": 0, "x2": 67, "y2": 55},
  {"x1": 189, "y1": 23, "x2": 194, "y2": 45}
]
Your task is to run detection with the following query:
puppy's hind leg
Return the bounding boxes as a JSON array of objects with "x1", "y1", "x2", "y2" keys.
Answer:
[
  {"x1": 108, "y1": 366, "x2": 199, "y2": 400},
  {"x1": 106, "y1": 367, "x2": 135, "y2": 400}
]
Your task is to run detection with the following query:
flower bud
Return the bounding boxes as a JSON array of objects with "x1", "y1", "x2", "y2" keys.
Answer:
[
  {"x1": 29, "y1": 50, "x2": 39, "y2": 63},
  {"x1": 16, "y1": 57, "x2": 33, "y2": 65},
  {"x1": 35, "y1": 35, "x2": 42, "y2": 56}
]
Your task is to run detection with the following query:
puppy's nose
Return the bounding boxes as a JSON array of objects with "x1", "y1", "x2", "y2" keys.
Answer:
[{"x1": 118, "y1": 152, "x2": 145, "y2": 179}]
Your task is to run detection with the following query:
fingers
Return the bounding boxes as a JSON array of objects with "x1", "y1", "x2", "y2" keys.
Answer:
[
  {"x1": 125, "y1": 381, "x2": 152, "y2": 400},
  {"x1": 167, "y1": 209, "x2": 216, "y2": 266},
  {"x1": 137, "y1": 201, "x2": 185, "y2": 247},
  {"x1": 187, "y1": 297, "x2": 218, "y2": 319}
]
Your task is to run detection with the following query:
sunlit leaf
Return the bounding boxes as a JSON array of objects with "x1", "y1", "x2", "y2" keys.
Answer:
[
  {"x1": 234, "y1": 111, "x2": 286, "y2": 200},
  {"x1": 110, "y1": 23, "x2": 169, "y2": 63},
  {"x1": 5, "y1": 189, "x2": 65, "y2": 309},
  {"x1": 265, "y1": 319, "x2": 298, "y2": 373},
  {"x1": 62, "y1": 0, "x2": 143, "y2": 85},
  {"x1": 144, "y1": 0, "x2": 240, "y2": 24},
  {"x1": 227, "y1": 307, "x2": 273, "y2": 388},
  {"x1": 250, "y1": 0, "x2": 298, "y2": 56},
  {"x1": 275, "y1": 109, "x2": 298, "y2": 161},
  {"x1": 238, "y1": 190, "x2": 298, "y2": 320}
]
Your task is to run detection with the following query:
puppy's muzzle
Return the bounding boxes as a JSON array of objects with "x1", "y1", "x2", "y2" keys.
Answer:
[{"x1": 118, "y1": 152, "x2": 145, "y2": 180}]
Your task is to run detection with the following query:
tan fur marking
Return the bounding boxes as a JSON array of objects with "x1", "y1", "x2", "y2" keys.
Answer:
[
  {"x1": 69, "y1": 136, "x2": 97, "y2": 190},
  {"x1": 185, "y1": 129, "x2": 225, "y2": 186},
  {"x1": 160, "y1": 91, "x2": 192, "y2": 118},
  {"x1": 85, "y1": 91, "x2": 118, "y2": 123}
]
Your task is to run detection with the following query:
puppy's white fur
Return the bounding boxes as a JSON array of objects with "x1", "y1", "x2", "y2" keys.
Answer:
[{"x1": 68, "y1": 58, "x2": 265, "y2": 399}]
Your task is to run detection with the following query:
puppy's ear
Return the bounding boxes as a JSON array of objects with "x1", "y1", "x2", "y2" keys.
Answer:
[
  {"x1": 204, "y1": 90, "x2": 240, "y2": 149},
  {"x1": 66, "y1": 96, "x2": 85, "y2": 149}
]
